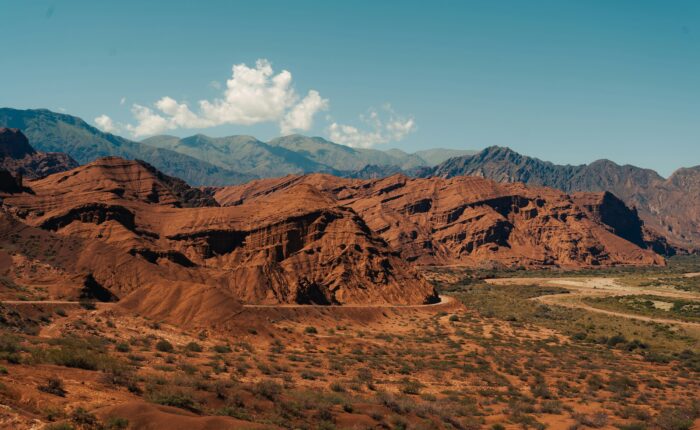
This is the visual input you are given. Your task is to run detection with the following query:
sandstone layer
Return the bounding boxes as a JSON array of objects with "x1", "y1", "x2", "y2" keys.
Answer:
[
  {"x1": 216, "y1": 174, "x2": 664, "y2": 268},
  {"x1": 0, "y1": 128, "x2": 78, "y2": 179},
  {"x1": 0, "y1": 157, "x2": 436, "y2": 317}
]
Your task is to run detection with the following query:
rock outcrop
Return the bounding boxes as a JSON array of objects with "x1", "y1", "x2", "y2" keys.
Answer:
[
  {"x1": 572, "y1": 192, "x2": 675, "y2": 256},
  {"x1": 217, "y1": 174, "x2": 664, "y2": 268},
  {"x1": 426, "y1": 146, "x2": 699, "y2": 252},
  {"x1": 0, "y1": 128, "x2": 78, "y2": 179},
  {"x1": 0, "y1": 158, "x2": 436, "y2": 312}
]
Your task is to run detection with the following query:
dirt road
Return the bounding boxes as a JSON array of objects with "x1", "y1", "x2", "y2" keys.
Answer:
[
  {"x1": 486, "y1": 276, "x2": 700, "y2": 328},
  {"x1": 241, "y1": 294, "x2": 454, "y2": 309}
]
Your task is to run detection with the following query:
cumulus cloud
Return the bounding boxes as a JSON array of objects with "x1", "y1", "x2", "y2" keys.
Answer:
[
  {"x1": 328, "y1": 105, "x2": 416, "y2": 148},
  {"x1": 280, "y1": 90, "x2": 329, "y2": 135},
  {"x1": 115, "y1": 59, "x2": 328, "y2": 138},
  {"x1": 94, "y1": 114, "x2": 117, "y2": 133}
]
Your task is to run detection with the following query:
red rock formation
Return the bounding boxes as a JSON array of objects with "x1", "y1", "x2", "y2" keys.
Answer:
[
  {"x1": 0, "y1": 128, "x2": 77, "y2": 179},
  {"x1": 217, "y1": 174, "x2": 664, "y2": 268},
  {"x1": 0, "y1": 157, "x2": 436, "y2": 311},
  {"x1": 572, "y1": 192, "x2": 675, "y2": 256},
  {"x1": 0, "y1": 128, "x2": 35, "y2": 159}
]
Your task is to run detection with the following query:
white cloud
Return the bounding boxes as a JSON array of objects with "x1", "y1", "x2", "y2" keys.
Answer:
[
  {"x1": 125, "y1": 104, "x2": 170, "y2": 137},
  {"x1": 120, "y1": 97, "x2": 126, "y2": 105},
  {"x1": 280, "y1": 90, "x2": 329, "y2": 135},
  {"x1": 328, "y1": 106, "x2": 416, "y2": 148},
  {"x1": 94, "y1": 114, "x2": 117, "y2": 133},
  {"x1": 118, "y1": 59, "x2": 327, "y2": 138}
]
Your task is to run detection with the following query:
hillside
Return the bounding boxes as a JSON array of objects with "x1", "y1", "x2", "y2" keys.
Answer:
[
  {"x1": 144, "y1": 133, "x2": 433, "y2": 178},
  {"x1": 428, "y1": 146, "x2": 700, "y2": 250},
  {"x1": 142, "y1": 134, "x2": 337, "y2": 177},
  {"x1": 413, "y1": 148, "x2": 477, "y2": 166},
  {"x1": 0, "y1": 158, "x2": 436, "y2": 313},
  {"x1": 268, "y1": 135, "x2": 427, "y2": 171},
  {"x1": 215, "y1": 174, "x2": 664, "y2": 268},
  {"x1": 0, "y1": 127, "x2": 77, "y2": 179},
  {"x1": 0, "y1": 108, "x2": 253, "y2": 186}
]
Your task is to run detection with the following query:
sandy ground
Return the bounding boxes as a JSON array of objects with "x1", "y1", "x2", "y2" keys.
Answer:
[{"x1": 486, "y1": 276, "x2": 700, "y2": 329}]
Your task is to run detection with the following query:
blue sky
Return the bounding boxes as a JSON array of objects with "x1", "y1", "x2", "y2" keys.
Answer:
[{"x1": 1, "y1": 0, "x2": 698, "y2": 175}]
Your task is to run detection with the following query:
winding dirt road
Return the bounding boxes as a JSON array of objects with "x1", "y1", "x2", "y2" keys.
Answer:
[
  {"x1": 486, "y1": 277, "x2": 700, "y2": 329},
  {"x1": 241, "y1": 294, "x2": 454, "y2": 309},
  {"x1": 1, "y1": 295, "x2": 454, "y2": 309}
]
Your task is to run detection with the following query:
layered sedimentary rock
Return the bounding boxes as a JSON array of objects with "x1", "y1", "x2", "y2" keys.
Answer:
[
  {"x1": 216, "y1": 174, "x2": 664, "y2": 268},
  {"x1": 0, "y1": 128, "x2": 78, "y2": 179},
  {"x1": 0, "y1": 157, "x2": 436, "y2": 312},
  {"x1": 572, "y1": 192, "x2": 675, "y2": 256},
  {"x1": 427, "y1": 146, "x2": 700, "y2": 251}
]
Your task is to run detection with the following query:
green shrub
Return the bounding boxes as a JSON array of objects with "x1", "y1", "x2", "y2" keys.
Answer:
[
  {"x1": 70, "y1": 407, "x2": 98, "y2": 427},
  {"x1": 252, "y1": 379, "x2": 282, "y2": 401},
  {"x1": 184, "y1": 342, "x2": 202, "y2": 352},
  {"x1": 146, "y1": 387, "x2": 201, "y2": 413},
  {"x1": 212, "y1": 344, "x2": 231, "y2": 354},
  {"x1": 304, "y1": 326, "x2": 318, "y2": 335},
  {"x1": 155, "y1": 339, "x2": 174, "y2": 353},
  {"x1": 655, "y1": 406, "x2": 699, "y2": 430},
  {"x1": 39, "y1": 377, "x2": 66, "y2": 397},
  {"x1": 105, "y1": 417, "x2": 129, "y2": 429},
  {"x1": 44, "y1": 423, "x2": 75, "y2": 430},
  {"x1": 400, "y1": 379, "x2": 422, "y2": 395}
]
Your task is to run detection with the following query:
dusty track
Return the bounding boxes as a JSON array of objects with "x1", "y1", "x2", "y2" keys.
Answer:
[
  {"x1": 241, "y1": 294, "x2": 454, "y2": 309},
  {"x1": 486, "y1": 277, "x2": 700, "y2": 329},
  {"x1": 1, "y1": 295, "x2": 453, "y2": 309}
]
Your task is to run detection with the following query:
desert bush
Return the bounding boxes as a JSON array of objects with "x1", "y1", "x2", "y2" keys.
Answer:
[
  {"x1": 270, "y1": 339, "x2": 284, "y2": 354},
  {"x1": 39, "y1": 377, "x2": 66, "y2": 397},
  {"x1": 212, "y1": 344, "x2": 232, "y2": 354},
  {"x1": 44, "y1": 424, "x2": 75, "y2": 430},
  {"x1": 146, "y1": 386, "x2": 201, "y2": 413},
  {"x1": 79, "y1": 299, "x2": 96, "y2": 310},
  {"x1": 304, "y1": 326, "x2": 318, "y2": 335},
  {"x1": 70, "y1": 407, "x2": 99, "y2": 427},
  {"x1": 252, "y1": 379, "x2": 282, "y2": 401},
  {"x1": 655, "y1": 404, "x2": 700, "y2": 430},
  {"x1": 179, "y1": 363, "x2": 197, "y2": 375},
  {"x1": 540, "y1": 400, "x2": 563, "y2": 414},
  {"x1": 572, "y1": 412, "x2": 608, "y2": 428},
  {"x1": 330, "y1": 382, "x2": 345, "y2": 392},
  {"x1": 155, "y1": 339, "x2": 174, "y2": 353},
  {"x1": 114, "y1": 342, "x2": 130, "y2": 353},
  {"x1": 103, "y1": 362, "x2": 140, "y2": 393},
  {"x1": 300, "y1": 370, "x2": 322, "y2": 380},
  {"x1": 400, "y1": 378, "x2": 422, "y2": 395},
  {"x1": 0, "y1": 333, "x2": 23, "y2": 363},
  {"x1": 356, "y1": 367, "x2": 373, "y2": 383},
  {"x1": 105, "y1": 417, "x2": 129, "y2": 429},
  {"x1": 617, "y1": 423, "x2": 647, "y2": 430},
  {"x1": 184, "y1": 342, "x2": 202, "y2": 353}
]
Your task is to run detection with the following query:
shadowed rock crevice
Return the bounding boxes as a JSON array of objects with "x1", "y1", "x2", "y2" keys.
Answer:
[
  {"x1": 40, "y1": 203, "x2": 137, "y2": 232},
  {"x1": 80, "y1": 274, "x2": 118, "y2": 302}
]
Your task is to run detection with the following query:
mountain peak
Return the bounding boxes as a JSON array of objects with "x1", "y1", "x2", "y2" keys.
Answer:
[{"x1": 0, "y1": 128, "x2": 36, "y2": 159}]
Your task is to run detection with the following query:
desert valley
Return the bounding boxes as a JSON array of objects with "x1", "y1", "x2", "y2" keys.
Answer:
[
  {"x1": 0, "y1": 112, "x2": 698, "y2": 430},
  {"x1": 2, "y1": 2, "x2": 700, "y2": 429}
]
